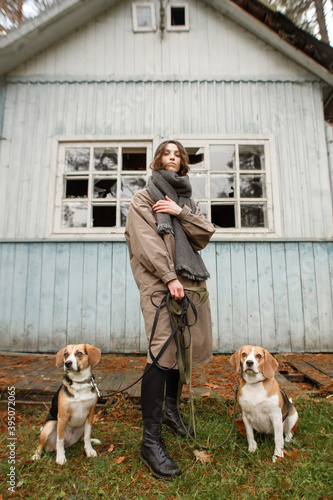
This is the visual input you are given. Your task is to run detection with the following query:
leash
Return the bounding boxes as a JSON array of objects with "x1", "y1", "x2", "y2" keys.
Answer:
[{"x1": 96, "y1": 287, "x2": 207, "y2": 399}]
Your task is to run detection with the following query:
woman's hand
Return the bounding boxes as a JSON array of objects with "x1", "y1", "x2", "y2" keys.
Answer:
[
  {"x1": 153, "y1": 196, "x2": 182, "y2": 216},
  {"x1": 167, "y1": 279, "x2": 184, "y2": 300}
]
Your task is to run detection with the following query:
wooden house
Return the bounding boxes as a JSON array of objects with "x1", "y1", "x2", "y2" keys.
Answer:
[{"x1": 0, "y1": 0, "x2": 332, "y2": 353}]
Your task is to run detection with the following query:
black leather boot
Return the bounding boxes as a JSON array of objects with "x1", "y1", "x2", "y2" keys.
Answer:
[
  {"x1": 162, "y1": 396, "x2": 194, "y2": 437},
  {"x1": 140, "y1": 422, "x2": 180, "y2": 480}
]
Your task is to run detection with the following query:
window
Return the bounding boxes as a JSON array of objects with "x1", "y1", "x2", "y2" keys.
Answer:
[
  {"x1": 132, "y1": 2, "x2": 156, "y2": 32},
  {"x1": 53, "y1": 141, "x2": 153, "y2": 234},
  {"x1": 167, "y1": 3, "x2": 189, "y2": 31},
  {"x1": 175, "y1": 138, "x2": 277, "y2": 234}
]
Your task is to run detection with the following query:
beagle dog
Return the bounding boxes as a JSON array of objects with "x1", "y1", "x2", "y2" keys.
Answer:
[
  {"x1": 32, "y1": 344, "x2": 101, "y2": 465},
  {"x1": 230, "y1": 345, "x2": 298, "y2": 462}
]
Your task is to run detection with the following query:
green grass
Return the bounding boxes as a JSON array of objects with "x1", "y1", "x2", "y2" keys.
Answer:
[{"x1": 0, "y1": 396, "x2": 332, "y2": 499}]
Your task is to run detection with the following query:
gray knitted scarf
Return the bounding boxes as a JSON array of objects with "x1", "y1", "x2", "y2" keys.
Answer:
[{"x1": 147, "y1": 170, "x2": 210, "y2": 282}]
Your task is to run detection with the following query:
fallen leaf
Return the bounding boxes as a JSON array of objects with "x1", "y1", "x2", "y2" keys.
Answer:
[
  {"x1": 108, "y1": 444, "x2": 114, "y2": 453},
  {"x1": 235, "y1": 418, "x2": 247, "y2": 434},
  {"x1": 116, "y1": 456, "x2": 125, "y2": 464},
  {"x1": 92, "y1": 410, "x2": 103, "y2": 425},
  {"x1": 201, "y1": 391, "x2": 211, "y2": 398},
  {"x1": 193, "y1": 450, "x2": 213, "y2": 463},
  {"x1": 275, "y1": 447, "x2": 301, "y2": 462},
  {"x1": 204, "y1": 383, "x2": 220, "y2": 390}
]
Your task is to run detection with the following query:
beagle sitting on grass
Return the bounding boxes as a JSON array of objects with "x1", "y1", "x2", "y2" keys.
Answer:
[
  {"x1": 32, "y1": 344, "x2": 101, "y2": 465},
  {"x1": 230, "y1": 345, "x2": 298, "y2": 462}
]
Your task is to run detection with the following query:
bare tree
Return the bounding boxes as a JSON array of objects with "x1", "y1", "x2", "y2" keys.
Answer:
[
  {"x1": 0, "y1": 0, "x2": 59, "y2": 35},
  {"x1": 267, "y1": 0, "x2": 331, "y2": 43}
]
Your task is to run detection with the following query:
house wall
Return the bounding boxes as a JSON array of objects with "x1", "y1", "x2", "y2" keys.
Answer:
[
  {"x1": 0, "y1": 0, "x2": 332, "y2": 353},
  {"x1": 1, "y1": 241, "x2": 332, "y2": 353}
]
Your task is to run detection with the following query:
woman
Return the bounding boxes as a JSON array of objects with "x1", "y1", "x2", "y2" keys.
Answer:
[{"x1": 125, "y1": 140, "x2": 215, "y2": 480}]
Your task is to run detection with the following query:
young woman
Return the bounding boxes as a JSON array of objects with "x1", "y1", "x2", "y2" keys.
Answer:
[{"x1": 125, "y1": 140, "x2": 215, "y2": 480}]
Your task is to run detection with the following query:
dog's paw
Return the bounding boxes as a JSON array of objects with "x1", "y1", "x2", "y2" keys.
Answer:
[
  {"x1": 31, "y1": 454, "x2": 40, "y2": 461},
  {"x1": 284, "y1": 432, "x2": 293, "y2": 442},
  {"x1": 248, "y1": 440, "x2": 257, "y2": 453},
  {"x1": 56, "y1": 454, "x2": 67, "y2": 465},
  {"x1": 85, "y1": 447, "x2": 98, "y2": 458},
  {"x1": 90, "y1": 438, "x2": 101, "y2": 445},
  {"x1": 272, "y1": 449, "x2": 284, "y2": 462}
]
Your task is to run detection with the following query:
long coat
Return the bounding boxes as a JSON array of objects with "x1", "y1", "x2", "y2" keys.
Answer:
[{"x1": 125, "y1": 188, "x2": 215, "y2": 369}]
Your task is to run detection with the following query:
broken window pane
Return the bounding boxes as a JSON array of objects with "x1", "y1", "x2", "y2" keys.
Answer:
[
  {"x1": 61, "y1": 203, "x2": 87, "y2": 227},
  {"x1": 211, "y1": 205, "x2": 236, "y2": 228},
  {"x1": 122, "y1": 148, "x2": 147, "y2": 171},
  {"x1": 121, "y1": 178, "x2": 146, "y2": 198},
  {"x1": 92, "y1": 206, "x2": 116, "y2": 227},
  {"x1": 120, "y1": 204, "x2": 130, "y2": 226},
  {"x1": 210, "y1": 145, "x2": 235, "y2": 171},
  {"x1": 94, "y1": 148, "x2": 118, "y2": 171},
  {"x1": 189, "y1": 174, "x2": 207, "y2": 199},
  {"x1": 239, "y1": 145, "x2": 265, "y2": 170},
  {"x1": 187, "y1": 147, "x2": 205, "y2": 169},
  {"x1": 65, "y1": 148, "x2": 90, "y2": 172},
  {"x1": 241, "y1": 204, "x2": 265, "y2": 227},
  {"x1": 65, "y1": 179, "x2": 88, "y2": 198},
  {"x1": 240, "y1": 175, "x2": 264, "y2": 198},
  {"x1": 136, "y1": 5, "x2": 152, "y2": 27},
  {"x1": 210, "y1": 175, "x2": 235, "y2": 198},
  {"x1": 93, "y1": 179, "x2": 117, "y2": 199}
]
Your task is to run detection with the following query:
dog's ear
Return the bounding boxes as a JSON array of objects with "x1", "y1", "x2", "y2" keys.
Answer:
[
  {"x1": 55, "y1": 347, "x2": 66, "y2": 367},
  {"x1": 85, "y1": 344, "x2": 101, "y2": 367},
  {"x1": 230, "y1": 349, "x2": 242, "y2": 372},
  {"x1": 262, "y1": 350, "x2": 278, "y2": 378}
]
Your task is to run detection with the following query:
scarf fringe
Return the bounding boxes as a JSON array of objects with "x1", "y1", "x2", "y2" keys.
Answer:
[
  {"x1": 176, "y1": 264, "x2": 210, "y2": 282},
  {"x1": 157, "y1": 224, "x2": 174, "y2": 235}
]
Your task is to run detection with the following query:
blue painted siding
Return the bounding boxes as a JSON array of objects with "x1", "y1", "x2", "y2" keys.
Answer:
[{"x1": 0, "y1": 241, "x2": 332, "y2": 353}]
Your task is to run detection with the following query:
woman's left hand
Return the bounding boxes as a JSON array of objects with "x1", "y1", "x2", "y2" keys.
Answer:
[{"x1": 153, "y1": 196, "x2": 182, "y2": 216}]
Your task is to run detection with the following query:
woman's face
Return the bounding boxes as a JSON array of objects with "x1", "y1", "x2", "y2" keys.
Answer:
[{"x1": 160, "y1": 143, "x2": 181, "y2": 173}]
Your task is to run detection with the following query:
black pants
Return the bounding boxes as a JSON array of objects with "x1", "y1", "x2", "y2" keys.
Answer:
[{"x1": 141, "y1": 363, "x2": 179, "y2": 424}]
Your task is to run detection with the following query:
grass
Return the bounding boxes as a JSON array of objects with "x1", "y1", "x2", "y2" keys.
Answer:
[{"x1": 0, "y1": 395, "x2": 332, "y2": 499}]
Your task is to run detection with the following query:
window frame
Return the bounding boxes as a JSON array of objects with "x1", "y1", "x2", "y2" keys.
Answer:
[
  {"x1": 132, "y1": 2, "x2": 157, "y2": 32},
  {"x1": 167, "y1": 2, "x2": 189, "y2": 31},
  {"x1": 169, "y1": 134, "x2": 281, "y2": 238},
  {"x1": 49, "y1": 135, "x2": 158, "y2": 238}
]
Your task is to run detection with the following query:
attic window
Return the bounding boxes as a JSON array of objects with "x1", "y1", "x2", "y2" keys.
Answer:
[
  {"x1": 132, "y1": 3, "x2": 156, "y2": 32},
  {"x1": 167, "y1": 3, "x2": 189, "y2": 31}
]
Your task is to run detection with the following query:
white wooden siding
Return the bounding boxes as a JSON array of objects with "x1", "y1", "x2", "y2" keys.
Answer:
[
  {"x1": 10, "y1": 0, "x2": 313, "y2": 81},
  {"x1": 0, "y1": 241, "x2": 332, "y2": 353},
  {"x1": 0, "y1": 80, "x2": 331, "y2": 240}
]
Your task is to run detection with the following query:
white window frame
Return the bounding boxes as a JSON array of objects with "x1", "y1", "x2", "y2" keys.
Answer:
[
  {"x1": 169, "y1": 134, "x2": 281, "y2": 238},
  {"x1": 48, "y1": 135, "x2": 158, "y2": 238},
  {"x1": 132, "y1": 2, "x2": 156, "y2": 32},
  {"x1": 167, "y1": 2, "x2": 189, "y2": 31}
]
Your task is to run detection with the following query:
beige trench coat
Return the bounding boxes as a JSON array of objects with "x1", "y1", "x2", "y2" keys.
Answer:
[{"x1": 125, "y1": 189, "x2": 215, "y2": 369}]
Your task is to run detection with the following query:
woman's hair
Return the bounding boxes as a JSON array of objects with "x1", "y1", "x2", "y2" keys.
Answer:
[{"x1": 150, "y1": 140, "x2": 190, "y2": 176}]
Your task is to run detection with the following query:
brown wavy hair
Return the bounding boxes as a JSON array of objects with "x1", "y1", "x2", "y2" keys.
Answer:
[{"x1": 150, "y1": 140, "x2": 190, "y2": 177}]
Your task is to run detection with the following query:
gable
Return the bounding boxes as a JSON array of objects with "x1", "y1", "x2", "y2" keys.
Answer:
[{"x1": 9, "y1": 0, "x2": 315, "y2": 81}]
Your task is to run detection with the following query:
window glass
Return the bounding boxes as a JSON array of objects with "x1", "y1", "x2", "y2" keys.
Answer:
[
  {"x1": 94, "y1": 148, "x2": 118, "y2": 171},
  {"x1": 239, "y1": 145, "x2": 265, "y2": 170},
  {"x1": 93, "y1": 179, "x2": 117, "y2": 199},
  {"x1": 240, "y1": 175, "x2": 264, "y2": 198},
  {"x1": 136, "y1": 5, "x2": 152, "y2": 27},
  {"x1": 187, "y1": 147, "x2": 204, "y2": 169},
  {"x1": 65, "y1": 148, "x2": 90, "y2": 172},
  {"x1": 241, "y1": 204, "x2": 265, "y2": 228},
  {"x1": 62, "y1": 203, "x2": 88, "y2": 228},
  {"x1": 189, "y1": 173, "x2": 207, "y2": 198},
  {"x1": 210, "y1": 175, "x2": 235, "y2": 199},
  {"x1": 210, "y1": 145, "x2": 235, "y2": 171},
  {"x1": 121, "y1": 178, "x2": 146, "y2": 198}
]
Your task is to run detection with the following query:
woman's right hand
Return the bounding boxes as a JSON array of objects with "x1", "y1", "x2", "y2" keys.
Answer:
[{"x1": 167, "y1": 279, "x2": 184, "y2": 300}]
